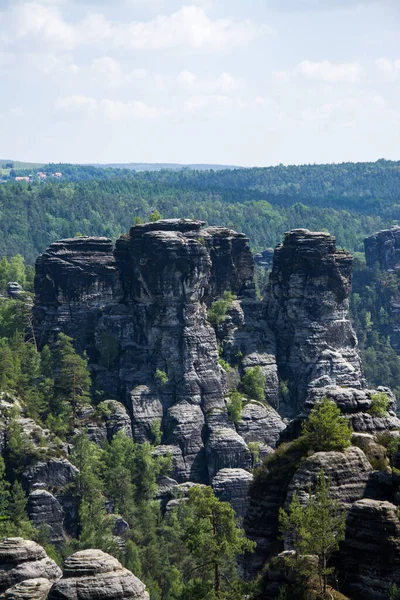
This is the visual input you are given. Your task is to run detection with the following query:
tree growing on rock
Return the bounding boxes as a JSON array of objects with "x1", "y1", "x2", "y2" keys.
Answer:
[
  {"x1": 279, "y1": 470, "x2": 346, "y2": 598},
  {"x1": 302, "y1": 398, "x2": 352, "y2": 452},
  {"x1": 180, "y1": 485, "x2": 255, "y2": 599}
]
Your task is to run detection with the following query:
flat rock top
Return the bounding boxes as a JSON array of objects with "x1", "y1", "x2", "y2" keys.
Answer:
[
  {"x1": 130, "y1": 218, "x2": 206, "y2": 234},
  {"x1": 0, "y1": 539, "x2": 46, "y2": 565},
  {"x1": 63, "y1": 550, "x2": 124, "y2": 577},
  {"x1": 1, "y1": 577, "x2": 52, "y2": 599},
  {"x1": 212, "y1": 468, "x2": 254, "y2": 484}
]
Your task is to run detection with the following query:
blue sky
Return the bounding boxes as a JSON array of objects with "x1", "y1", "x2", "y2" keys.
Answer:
[{"x1": 0, "y1": 0, "x2": 398, "y2": 166}]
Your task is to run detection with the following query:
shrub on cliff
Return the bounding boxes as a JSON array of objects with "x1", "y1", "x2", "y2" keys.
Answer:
[
  {"x1": 240, "y1": 366, "x2": 266, "y2": 403},
  {"x1": 302, "y1": 398, "x2": 352, "y2": 452},
  {"x1": 368, "y1": 391, "x2": 390, "y2": 417},
  {"x1": 207, "y1": 291, "x2": 235, "y2": 328}
]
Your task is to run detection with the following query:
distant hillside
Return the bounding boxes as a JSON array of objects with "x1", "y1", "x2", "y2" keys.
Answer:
[
  {"x1": 0, "y1": 160, "x2": 45, "y2": 170},
  {"x1": 89, "y1": 162, "x2": 242, "y2": 171},
  {"x1": 0, "y1": 158, "x2": 399, "y2": 262}
]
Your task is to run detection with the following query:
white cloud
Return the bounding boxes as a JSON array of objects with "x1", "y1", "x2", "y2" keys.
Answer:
[
  {"x1": 100, "y1": 99, "x2": 170, "y2": 120},
  {"x1": 55, "y1": 95, "x2": 169, "y2": 120},
  {"x1": 55, "y1": 95, "x2": 98, "y2": 113},
  {"x1": 375, "y1": 57, "x2": 400, "y2": 80},
  {"x1": 92, "y1": 56, "x2": 146, "y2": 87},
  {"x1": 183, "y1": 94, "x2": 246, "y2": 113},
  {"x1": 177, "y1": 70, "x2": 241, "y2": 94},
  {"x1": 2, "y1": 3, "x2": 267, "y2": 53},
  {"x1": 296, "y1": 60, "x2": 362, "y2": 83},
  {"x1": 10, "y1": 2, "x2": 77, "y2": 50}
]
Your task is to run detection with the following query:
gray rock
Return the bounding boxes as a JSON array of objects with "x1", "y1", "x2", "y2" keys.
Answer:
[
  {"x1": 48, "y1": 549, "x2": 149, "y2": 600},
  {"x1": 22, "y1": 458, "x2": 78, "y2": 490},
  {"x1": 237, "y1": 401, "x2": 286, "y2": 448},
  {"x1": 0, "y1": 577, "x2": 52, "y2": 599},
  {"x1": 212, "y1": 468, "x2": 253, "y2": 519},
  {"x1": 286, "y1": 446, "x2": 373, "y2": 509},
  {"x1": 266, "y1": 229, "x2": 364, "y2": 416},
  {"x1": 27, "y1": 490, "x2": 65, "y2": 547},
  {"x1": 0, "y1": 539, "x2": 61, "y2": 594},
  {"x1": 339, "y1": 499, "x2": 400, "y2": 600},
  {"x1": 206, "y1": 411, "x2": 251, "y2": 480}
]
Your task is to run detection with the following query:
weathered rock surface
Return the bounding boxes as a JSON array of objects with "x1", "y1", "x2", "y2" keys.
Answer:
[
  {"x1": 339, "y1": 499, "x2": 400, "y2": 599},
  {"x1": 1, "y1": 578, "x2": 53, "y2": 600},
  {"x1": 212, "y1": 468, "x2": 253, "y2": 518},
  {"x1": 285, "y1": 446, "x2": 373, "y2": 509},
  {"x1": 48, "y1": 549, "x2": 149, "y2": 600},
  {"x1": 265, "y1": 229, "x2": 364, "y2": 416},
  {"x1": 27, "y1": 490, "x2": 65, "y2": 547},
  {"x1": 365, "y1": 226, "x2": 400, "y2": 270},
  {"x1": 0, "y1": 539, "x2": 61, "y2": 594},
  {"x1": 22, "y1": 458, "x2": 78, "y2": 490},
  {"x1": 33, "y1": 220, "x2": 266, "y2": 485},
  {"x1": 237, "y1": 401, "x2": 285, "y2": 448}
]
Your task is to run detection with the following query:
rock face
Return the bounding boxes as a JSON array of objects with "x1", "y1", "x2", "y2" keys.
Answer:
[
  {"x1": 365, "y1": 225, "x2": 400, "y2": 270},
  {"x1": 33, "y1": 220, "x2": 260, "y2": 486},
  {"x1": 0, "y1": 578, "x2": 53, "y2": 600},
  {"x1": 48, "y1": 549, "x2": 149, "y2": 600},
  {"x1": 212, "y1": 468, "x2": 253, "y2": 519},
  {"x1": 285, "y1": 446, "x2": 373, "y2": 509},
  {"x1": 0, "y1": 539, "x2": 61, "y2": 594},
  {"x1": 27, "y1": 490, "x2": 65, "y2": 547},
  {"x1": 265, "y1": 229, "x2": 364, "y2": 416},
  {"x1": 339, "y1": 499, "x2": 400, "y2": 600}
]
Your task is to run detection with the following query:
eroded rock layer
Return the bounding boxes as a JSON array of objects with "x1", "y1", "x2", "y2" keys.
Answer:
[{"x1": 265, "y1": 229, "x2": 364, "y2": 416}]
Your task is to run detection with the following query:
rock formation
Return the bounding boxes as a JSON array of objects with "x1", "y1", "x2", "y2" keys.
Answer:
[
  {"x1": 0, "y1": 538, "x2": 61, "y2": 594},
  {"x1": 0, "y1": 578, "x2": 53, "y2": 600},
  {"x1": 339, "y1": 499, "x2": 400, "y2": 599},
  {"x1": 365, "y1": 225, "x2": 400, "y2": 270},
  {"x1": 0, "y1": 542, "x2": 149, "y2": 600},
  {"x1": 47, "y1": 549, "x2": 149, "y2": 600},
  {"x1": 33, "y1": 219, "x2": 280, "y2": 488},
  {"x1": 265, "y1": 229, "x2": 364, "y2": 416}
]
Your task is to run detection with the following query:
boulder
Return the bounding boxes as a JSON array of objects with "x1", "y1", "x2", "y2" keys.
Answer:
[
  {"x1": 212, "y1": 468, "x2": 253, "y2": 519},
  {"x1": 48, "y1": 549, "x2": 149, "y2": 600},
  {"x1": 339, "y1": 499, "x2": 400, "y2": 600},
  {"x1": 0, "y1": 578, "x2": 52, "y2": 600},
  {"x1": 0, "y1": 538, "x2": 61, "y2": 594}
]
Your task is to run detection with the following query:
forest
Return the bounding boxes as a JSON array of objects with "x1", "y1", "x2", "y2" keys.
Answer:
[{"x1": 0, "y1": 159, "x2": 398, "y2": 262}]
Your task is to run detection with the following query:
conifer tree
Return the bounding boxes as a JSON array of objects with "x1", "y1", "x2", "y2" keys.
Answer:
[{"x1": 302, "y1": 398, "x2": 352, "y2": 452}]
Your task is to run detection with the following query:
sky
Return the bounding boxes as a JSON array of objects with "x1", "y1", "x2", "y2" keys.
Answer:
[{"x1": 0, "y1": 0, "x2": 399, "y2": 166}]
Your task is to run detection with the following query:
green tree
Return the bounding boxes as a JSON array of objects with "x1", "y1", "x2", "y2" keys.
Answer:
[
  {"x1": 150, "y1": 210, "x2": 162, "y2": 222},
  {"x1": 368, "y1": 391, "x2": 390, "y2": 417},
  {"x1": 240, "y1": 366, "x2": 266, "y2": 403},
  {"x1": 226, "y1": 392, "x2": 243, "y2": 425},
  {"x1": 279, "y1": 470, "x2": 346, "y2": 597},
  {"x1": 302, "y1": 398, "x2": 352, "y2": 452},
  {"x1": 207, "y1": 292, "x2": 235, "y2": 328},
  {"x1": 180, "y1": 486, "x2": 255, "y2": 599},
  {"x1": 53, "y1": 333, "x2": 91, "y2": 418}
]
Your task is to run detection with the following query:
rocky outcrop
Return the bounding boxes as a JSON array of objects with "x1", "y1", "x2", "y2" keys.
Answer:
[
  {"x1": 365, "y1": 226, "x2": 400, "y2": 270},
  {"x1": 212, "y1": 468, "x2": 253, "y2": 519},
  {"x1": 33, "y1": 220, "x2": 265, "y2": 485},
  {"x1": 339, "y1": 499, "x2": 400, "y2": 599},
  {"x1": 47, "y1": 549, "x2": 149, "y2": 600},
  {"x1": 285, "y1": 446, "x2": 373, "y2": 509},
  {"x1": 27, "y1": 489, "x2": 65, "y2": 547},
  {"x1": 265, "y1": 229, "x2": 364, "y2": 416},
  {"x1": 1, "y1": 578, "x2": 52, "y2": 600},
  {"x1": 0, "y1": 539, "x2": 61, "y2": 594},
  {"x1": 22, "y1": 458, "x2": 78, "y2": 490}
]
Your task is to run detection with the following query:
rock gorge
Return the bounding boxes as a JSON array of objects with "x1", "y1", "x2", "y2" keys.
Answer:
[{"x1": 2, "y1": 220, "x2": 400, "y2": 598}]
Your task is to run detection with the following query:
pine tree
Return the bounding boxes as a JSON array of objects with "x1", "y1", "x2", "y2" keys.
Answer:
[
  {"x1": 279, "y1": 470, "x2": 346, "y2": 597},
  {"x1": 53, "y1": 333, "x2": 91, "y2": 418},
  {"x1": 302, "y1": 398, "x2": 352, "y2": 452},
  {"x1": 180, "y1": 486, "x2": 255, "y2": 599}
]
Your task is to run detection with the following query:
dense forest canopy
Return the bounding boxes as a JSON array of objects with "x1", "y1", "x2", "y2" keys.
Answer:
[{"x1": 0, "y1": 159, "x2": 399, "y2": 262}]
